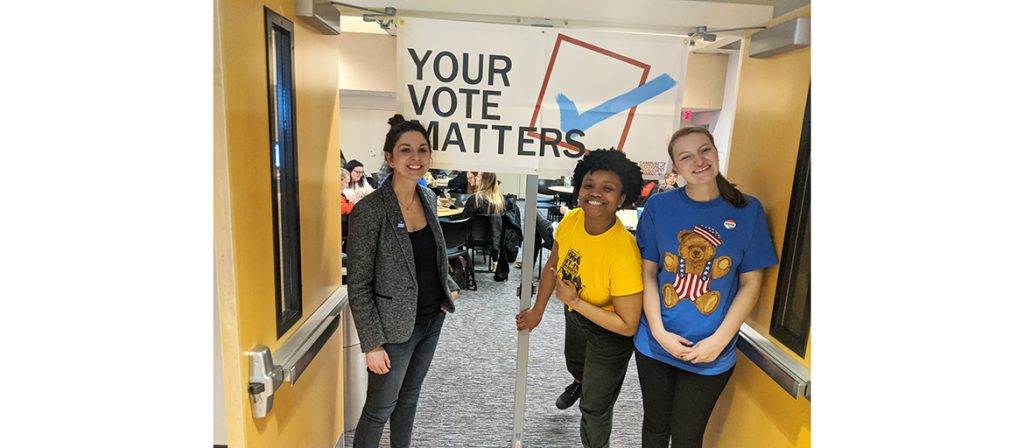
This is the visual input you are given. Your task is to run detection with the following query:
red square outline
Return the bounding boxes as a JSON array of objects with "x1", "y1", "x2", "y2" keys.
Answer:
[{"x1": 528, "y1": 34, "x2": 652, "y2": 154}]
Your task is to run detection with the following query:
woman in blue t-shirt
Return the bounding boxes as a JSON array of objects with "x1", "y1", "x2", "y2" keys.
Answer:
[{"x1": 633, "y1": 127, "x2": 779, "y2": 448}]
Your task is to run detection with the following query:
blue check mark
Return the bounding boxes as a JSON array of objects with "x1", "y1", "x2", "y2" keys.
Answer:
[{"x1": 556, "y1": 73, "x2": 677, "y2": 133}]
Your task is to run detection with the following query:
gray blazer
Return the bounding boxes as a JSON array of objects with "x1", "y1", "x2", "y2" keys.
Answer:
[{"x1": 347, "y1": 179, "x2": 459, "y2": 353}]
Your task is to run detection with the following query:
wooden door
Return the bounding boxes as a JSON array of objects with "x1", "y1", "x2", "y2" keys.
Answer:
[{"x1": 215, "y1": 0, "x2": 344, "y2": 446}]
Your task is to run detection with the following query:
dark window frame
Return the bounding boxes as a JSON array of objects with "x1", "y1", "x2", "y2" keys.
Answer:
[
  {"x1": 769, "y1": 85, "x2": 811, "y2": 358},
  {"x1": 265, "y1": 7, "x2": 303, "y2": 339}
]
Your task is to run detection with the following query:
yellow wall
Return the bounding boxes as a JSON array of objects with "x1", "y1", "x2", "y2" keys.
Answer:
[
  {"x1": 704, "y1": 6, "x2": 811, "y2": 448},
  {"x1": 682, "y1": 52, "x2": 728, "y2": 111},
  {"x1": 339, "y1": 31, "x2": 397, "y2": 92},
  {"x1": 215, "y1": 0, "x2": 343, "y2": 446}
]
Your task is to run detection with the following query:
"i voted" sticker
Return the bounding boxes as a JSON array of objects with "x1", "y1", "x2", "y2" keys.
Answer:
[{"x1": 723, "y1": 219, "x2": 736, "y2": 230}]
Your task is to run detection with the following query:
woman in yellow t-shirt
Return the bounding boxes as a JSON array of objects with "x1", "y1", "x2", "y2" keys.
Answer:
[{"x1": 516, "y1": 149, "x2": 645, "y2": 448}]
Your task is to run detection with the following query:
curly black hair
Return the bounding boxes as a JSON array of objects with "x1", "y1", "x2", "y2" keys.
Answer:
[{"x1": 571, "y1": 148, "x2": 644, "y2": 207}]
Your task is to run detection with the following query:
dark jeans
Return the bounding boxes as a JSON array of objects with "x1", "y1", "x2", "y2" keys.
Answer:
[
  {"x1": 352, "y1": 312, "x2": 446, "y2": 448},
  {"x1": 564, "y1": 306, "x2": 634, "y2": 448},
  {"x1": 634, "y1": 349, "x2": 734, "y2": 448}
]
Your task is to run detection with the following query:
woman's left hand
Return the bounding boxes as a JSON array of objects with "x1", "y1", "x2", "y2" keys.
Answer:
[
  {"x1": 441, "y1": 290, "x2": 459, "y2": 314},
  {"x1": 680, "y1": 334, "x2": 729, "y2": 364}
]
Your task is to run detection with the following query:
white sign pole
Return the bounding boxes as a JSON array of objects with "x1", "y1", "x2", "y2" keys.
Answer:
[{"x1": 512, "y1": 175, "x2": 539, "y2": 447}]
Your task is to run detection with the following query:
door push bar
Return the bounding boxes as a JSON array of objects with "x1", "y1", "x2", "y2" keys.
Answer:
[
  {"x1": 736, "y1": 323, "x2": 811, "y2": 400},
  {"x1": 246, "y1": 286, "x2": 348, "y2": 418}
]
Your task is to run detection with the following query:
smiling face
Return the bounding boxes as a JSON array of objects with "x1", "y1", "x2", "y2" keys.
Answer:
[
  {"x1": 670, "y1": 132, "x2": 720, "y2": 187},
  {"x1": 577, "y1": 169, "x2": 626, "y2": 220},
  {"x1": 386, "y1": 131, "x2": 431, "y2": 182},
  {"x1": 350, "y1": 166, "x2": 364, "y2": 183}
]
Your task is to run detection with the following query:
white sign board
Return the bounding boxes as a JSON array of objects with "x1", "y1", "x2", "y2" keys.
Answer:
[{"x1": 397, "y1": 17, "x2": 687, "y2": 177}]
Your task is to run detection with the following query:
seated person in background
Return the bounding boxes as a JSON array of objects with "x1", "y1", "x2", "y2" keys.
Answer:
[
  {"x1": 457, "y1": 172, "x2": 504, "y2": 218},
  {"x1": 457, "y1": 172, "x2": 513, "y2": 280},
  {"x1": 428, "y1": 168, "x2": 450, "y2": 179},
  {"x1": 637, "y1": 179, "x2": 659, "y2": 207},
  {"x1": 376, "y1": 160, "x2": 390, "y2": 186},
  {"x1": 446, "y1": 170, "x2": 468, "y2": 194},
  {"x1": 659, "y1": 171, "x2": 679, "y2": 192},
  {"x1": 446, "y1": 170, "x2": 479, "y2": 195},
  {"x1": 467, "y1": 171, "x2": 479, "y2": 194},
  {"x1": 344, "y1": 159, "x2": 377, "y2": 204},
  {"x1": 533, "y1": 213, "x2": 554, "y2": 263},
  {"x1": 515, "y1": 213, "x2": 555, "y2": 270},
  {"x1": 339, "y1": 168, "x2": 354, "y2": 215}
]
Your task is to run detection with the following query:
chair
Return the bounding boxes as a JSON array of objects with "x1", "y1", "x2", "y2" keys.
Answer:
[
  {"x1": 468, "y1": 214, "x2": 499, "y2": 274},
  {"x1": 439, "y1": 217, "x2": 476, "y2": 291},
  {"x1": 537, "y1": 178, "x2": 565, "y2": 221}
]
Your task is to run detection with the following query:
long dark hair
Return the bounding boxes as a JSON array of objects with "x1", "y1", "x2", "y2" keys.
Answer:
[
  {"x1": 667, "y1": 127, "x2": 748, "y2": 207},
  {"x1": 344, "y1": 160, "x2": 366, "y2": 188}
]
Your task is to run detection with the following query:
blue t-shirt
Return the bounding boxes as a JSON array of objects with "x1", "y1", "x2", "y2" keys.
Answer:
[{"x1": 633, "y1": 188, "x2": 779, "y2": 375}]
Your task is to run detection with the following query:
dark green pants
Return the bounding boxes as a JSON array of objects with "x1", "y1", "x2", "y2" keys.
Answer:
[{"x1": 564, "y1": 306, "x2": 634, "y2": 448}]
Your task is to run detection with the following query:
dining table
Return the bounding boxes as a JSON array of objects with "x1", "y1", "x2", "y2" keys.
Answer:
[
  {"x1": 549, "y1": 185, "x2": 576, "y2": 208},
  {"x1": 437, "y1": 207, "x2": 464, "y2": 218},
  {"x1": 436, "y1": 197, "x2": 464, "y2": 218},
  {"x1": 616, "y1": 209, "x2": 638, "y2": 232}
]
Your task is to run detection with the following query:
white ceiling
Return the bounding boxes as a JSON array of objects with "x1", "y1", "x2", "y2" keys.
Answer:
[{"x1": 333, "y1": 0, "x2": 784, "y2": 52}]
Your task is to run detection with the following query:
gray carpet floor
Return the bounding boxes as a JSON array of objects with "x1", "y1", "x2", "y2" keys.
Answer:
[{"x1": 344, "y1": 207, "x2": 644, "y2": 447}]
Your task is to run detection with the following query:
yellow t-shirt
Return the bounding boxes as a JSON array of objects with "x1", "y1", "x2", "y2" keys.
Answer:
[{"x1": 555, "y1": 208, "x2": 644, "y2": 311}]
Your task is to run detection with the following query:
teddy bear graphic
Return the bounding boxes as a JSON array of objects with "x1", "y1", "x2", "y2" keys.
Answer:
[{"x1": 662, "y1": 224, "x2": 732, "y2": 315}]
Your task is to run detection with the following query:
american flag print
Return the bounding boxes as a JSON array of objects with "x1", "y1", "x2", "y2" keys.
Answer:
[
  {"x1": 693, "y1": 224, "x2": 723, "y2": 246},
  {"x1": 672, "y1": 258, "x2": 714, "y2": 303}
]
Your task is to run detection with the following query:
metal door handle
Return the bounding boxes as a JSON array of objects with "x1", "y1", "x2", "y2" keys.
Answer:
[
  {"x1": 245, "y1": 286, "x2": 348, "y2": 419},
  {"x1": 246, "y1": 346, "x2": 284, "y2": 418}
]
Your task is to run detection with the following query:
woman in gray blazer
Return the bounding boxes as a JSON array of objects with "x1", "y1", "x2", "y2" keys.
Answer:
[{"x1": 348, "y1": 114, "x2": 460, "y2": 448}]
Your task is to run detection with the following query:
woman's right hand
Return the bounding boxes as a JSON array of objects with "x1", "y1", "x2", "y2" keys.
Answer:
[
  {"x1": 515, "y1": 307, "x2": 543, "y2": 332},
  {"x1": 366, "y1": 346, "x2": 391, "y2": 375},
  {"x1": 654, "y1": 329, "x2": 694, "y2": 359}
]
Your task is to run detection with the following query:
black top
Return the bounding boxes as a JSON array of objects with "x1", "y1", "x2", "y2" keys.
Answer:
[
  {"x1": 408, "y1": 226, "x2": 444, "y2": 321},
  {"x1": 456, "y1": 194, "x2": 501, "y2": 220},
  {"x1": 447, "y1": 171, "x2": 469, "y2": 194}
]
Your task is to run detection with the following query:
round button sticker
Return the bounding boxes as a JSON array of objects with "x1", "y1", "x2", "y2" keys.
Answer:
[{"x1": 723, "y1": 219, "x2": 736, "y2": 229}]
